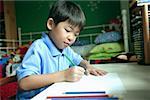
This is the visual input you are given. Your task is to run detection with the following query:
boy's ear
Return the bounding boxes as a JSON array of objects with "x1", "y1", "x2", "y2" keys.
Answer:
[{"x1": 47, "y1": 18, "x2": 54, "y2": 30}]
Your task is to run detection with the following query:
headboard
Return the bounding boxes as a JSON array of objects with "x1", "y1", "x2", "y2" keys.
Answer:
[{"x1": 18, "y1": 24, "x2": 112, "y2": 44}]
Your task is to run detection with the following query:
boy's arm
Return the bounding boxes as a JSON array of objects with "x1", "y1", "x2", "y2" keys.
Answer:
[
  {"x1": 18, "y1": 66, "x2": 85, "y2": 91},
  {"x1": 79, "y1": 59, "x2": 107, "y2": 76},
  {"x1": 18, "y1": 70, "x2": 65, "y2": 91}
]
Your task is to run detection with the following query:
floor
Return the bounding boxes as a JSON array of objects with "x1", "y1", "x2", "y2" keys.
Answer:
[{"x1": 94, "y1": 62, "x2": 150, "y2": 100}]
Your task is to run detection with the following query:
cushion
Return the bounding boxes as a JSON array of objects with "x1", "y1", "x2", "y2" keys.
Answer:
[
  {"x1": 89, "y1": 42, "x2": 124, "y2": 53},
  {"x1": 88, "y1": 52, "x2": 120, "y2": 60},
  {"x1": 94, "y1": 31, "x2": 122, "y2": 44},
  {"x1": 71, "y1": 44, "x2": 95, "y2": 57},
  {"x1": 72, "y1": 39, "x2": 90, "y2": 46}
]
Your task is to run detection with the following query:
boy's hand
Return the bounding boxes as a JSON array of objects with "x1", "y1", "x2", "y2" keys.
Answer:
[
  {"x1": 64, "y1": 66, "x2": 85, "y2": 82},
  {"x1": 87, "y1": 65, "x2": 107, "y2": 76}
]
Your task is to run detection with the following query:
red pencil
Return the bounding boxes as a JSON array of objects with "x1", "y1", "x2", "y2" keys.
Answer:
[{"x1": 47, "y1": 94, "x2": 112, "y2": 99}]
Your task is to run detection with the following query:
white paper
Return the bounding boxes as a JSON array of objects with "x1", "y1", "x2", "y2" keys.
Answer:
[{"x1": 31, "y1": 73, "x2": 125, "y2": 100}]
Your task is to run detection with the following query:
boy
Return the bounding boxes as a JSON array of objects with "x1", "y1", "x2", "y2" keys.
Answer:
[{"x1": 16, "y1": 0, "x2": 107, "y2": 99}]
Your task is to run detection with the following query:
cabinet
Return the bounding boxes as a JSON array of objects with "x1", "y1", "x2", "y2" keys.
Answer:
[
  {"x1": 129, "y1": 1, "x2": 150, "y2": 64},
  {"x1": 0, "y1": 1, "x2": 17, "y2": 48}
]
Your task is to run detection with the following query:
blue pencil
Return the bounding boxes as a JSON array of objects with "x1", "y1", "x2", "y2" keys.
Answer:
[{"x1": 64, "y1": 91, "x2": 106, "y2": 94}]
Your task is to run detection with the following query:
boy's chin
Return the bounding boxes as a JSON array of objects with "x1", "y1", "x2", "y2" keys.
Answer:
[
  {"x1": 63, "y1": 44, "x2": 70, "y2": 48},
  {"x1": 58, "y1": 46, "x2": 68, "y2": 50},
  {"x1": 63, "y1": 45, "x2": 69, "y2": 49},
  {"x1": 58, "y1": 44, "x2": 71, "y2": 49}
]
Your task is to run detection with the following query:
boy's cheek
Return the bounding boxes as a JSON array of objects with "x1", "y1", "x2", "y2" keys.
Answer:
[{"x1": 71, "y1": 39, "x2": 76, "y2": 44}]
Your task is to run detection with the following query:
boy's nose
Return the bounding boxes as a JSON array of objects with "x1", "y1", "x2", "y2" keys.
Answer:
[{"x1": 68, "y1": 33, "x2": 75, "y2": 41}]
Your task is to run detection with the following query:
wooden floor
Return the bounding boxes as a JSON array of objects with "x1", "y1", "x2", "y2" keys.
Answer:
[{"x1": 94, "y1": 62, "x2": 150, "y2": 100}]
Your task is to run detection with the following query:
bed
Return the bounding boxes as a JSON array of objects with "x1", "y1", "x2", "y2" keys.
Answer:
[{"x1": 0, "y1": 23, "x2": 125, "y2": 78}]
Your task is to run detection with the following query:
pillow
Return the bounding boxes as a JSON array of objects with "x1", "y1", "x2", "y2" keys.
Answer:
[
  {"x1": 94, "y1": 31, "x2": 122, "y2": 44},
  {"x1": 72, "y1": 39, "x2": 90, "y2": 46},
  {"x1": 89, "y1": 42, "x2": 124, "y2": 53},
  {"x1": 88, "y1": 52, "x2": 120, "y2": 60},
  {"x1": 71, "y1": 44, "x2": 95, "y2": 57}
]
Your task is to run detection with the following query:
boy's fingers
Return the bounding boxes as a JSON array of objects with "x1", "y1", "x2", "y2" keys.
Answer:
[
  {"x1": 70, "y1": 66, "x2": 85, "y2": 76},
  {"x1": 89, "y1": 68, "x2": 107, "y2": 76},
  {"x1": 97, "y1": 70, "x2": 107, "y2": 76},
  {"x1": 74, "y1": 66, "x2": 85, "y2": 73},
  {"x1": 84, "y1": 69, "x2": 89, "y2": 75}
]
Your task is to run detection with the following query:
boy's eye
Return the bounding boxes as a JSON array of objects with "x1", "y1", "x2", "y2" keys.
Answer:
[
  {"x1": 75, "y1": 33, "x2": 79, "y2": 37},
  {"x1": 65, "y1": 29, "x2": 71, "y2": 32}
]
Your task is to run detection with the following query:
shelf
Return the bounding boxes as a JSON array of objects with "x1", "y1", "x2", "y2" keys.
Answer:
[
  {"x1": 129, "y1": 0, "x2": 150, "y2": 64},
  {"x1": 130, "y1": 6, "x2": 142, "y2": 13},
  {"x1": 129, "y1": 0, "x2": 137, "y2": 8}
]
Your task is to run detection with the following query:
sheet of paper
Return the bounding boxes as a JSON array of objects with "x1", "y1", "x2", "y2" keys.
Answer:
[{"x1": 31, "y1": 73, "x2": 125, "y2": 100}]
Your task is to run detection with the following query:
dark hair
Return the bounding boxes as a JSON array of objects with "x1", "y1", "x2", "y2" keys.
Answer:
[{"x1": 48, "y1": 0, "x2": 86, "y2": 30}]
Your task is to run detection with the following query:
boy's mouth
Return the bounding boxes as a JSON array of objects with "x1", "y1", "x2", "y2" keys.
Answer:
[{"x1": 64, "y1": 42, "x2": 70, "y2": 46}]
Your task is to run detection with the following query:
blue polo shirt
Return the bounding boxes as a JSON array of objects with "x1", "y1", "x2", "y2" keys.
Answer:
[{"x1": 16, "y1": 32, "x2": 83, "y2": 99}]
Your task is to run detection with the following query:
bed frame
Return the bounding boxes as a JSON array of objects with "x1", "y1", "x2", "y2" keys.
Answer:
[
  {"x1": 0, "y1": 24, "x2": 113, "y2": 53},
  {"x1": 0, "y1": 39, "x2": 18, "y2": 53}
]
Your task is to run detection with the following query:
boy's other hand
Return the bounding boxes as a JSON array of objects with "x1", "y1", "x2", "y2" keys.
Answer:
[
  {"x1": 64, "y1": 66, "x2": 85, "y2": 82},
  {"x1": 87, "y1": 66, "x2": 107, "y2": 76}
]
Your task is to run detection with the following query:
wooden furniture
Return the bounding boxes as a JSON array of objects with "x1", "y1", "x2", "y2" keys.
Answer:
[
  {"x1": 0, "y1": 75, "x2": 17, "y2": 86},
  {"x1": 0, "y1": 76, "x2": 18, "y2": 99},
  {"x1": 0, "y1": 1, "x2": 17, "y2": 48},
  {"x1": 129, "y1": 1, "x2": 150, "y2": 64}
]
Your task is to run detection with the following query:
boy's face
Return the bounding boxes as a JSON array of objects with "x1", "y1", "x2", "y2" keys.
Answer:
[{"x1": 48, "y1": 19, "x2": 80, "y2": 49}]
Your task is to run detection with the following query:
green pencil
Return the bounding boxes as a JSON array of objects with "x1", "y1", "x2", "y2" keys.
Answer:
[
  {"x1": 64, "y1": 54, "x2": 88, "y2": 75},
  {"x1": 64, "y1": 54, "x2": 76, "y2": 66}
]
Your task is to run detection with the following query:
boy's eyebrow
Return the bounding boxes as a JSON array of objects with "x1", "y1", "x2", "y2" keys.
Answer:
[
  {"x1": 69, "y1": 25, "x2": 80, "y2": 33},
  {"x1": 68, "y1": 25, "x2": 74, "y2": 30}
]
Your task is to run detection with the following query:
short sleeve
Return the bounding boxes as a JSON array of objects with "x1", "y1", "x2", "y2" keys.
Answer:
[{"x1": 17, "y1": 45, "x2": 41, "y2": 81}]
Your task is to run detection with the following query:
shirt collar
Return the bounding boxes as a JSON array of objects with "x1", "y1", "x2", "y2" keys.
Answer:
[{"x1": 42, "y1": 32, "x2": 63, "y2": 57}]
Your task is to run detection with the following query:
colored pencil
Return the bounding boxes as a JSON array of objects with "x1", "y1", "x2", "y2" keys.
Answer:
[{"x1": 64, "y1": 91, "x2": 106, "y2": 94}]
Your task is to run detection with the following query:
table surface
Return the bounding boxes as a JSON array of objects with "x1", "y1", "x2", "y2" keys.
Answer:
[{"x1": 32, "y1": 63, "x2": 150, "y2": 100}]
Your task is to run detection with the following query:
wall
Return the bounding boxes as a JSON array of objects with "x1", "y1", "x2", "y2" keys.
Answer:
[{"x1": 15, "y1": 1, "x2": 121, "y2": 34}]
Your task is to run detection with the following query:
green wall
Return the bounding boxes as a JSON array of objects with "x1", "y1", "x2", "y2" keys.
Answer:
[{"x1": 15, "y1": 1, "x2": 120, "y2": 34}]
